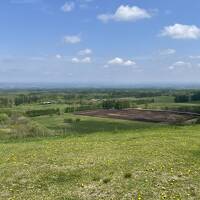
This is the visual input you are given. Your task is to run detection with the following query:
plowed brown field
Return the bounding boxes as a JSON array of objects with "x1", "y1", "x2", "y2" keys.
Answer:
[{"x1": 76, "y1": 109, "x2": 199, "y2": 124}]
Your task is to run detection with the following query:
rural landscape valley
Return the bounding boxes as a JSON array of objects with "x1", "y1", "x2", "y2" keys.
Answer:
[
  {"x1": 1, "y1": 89, "x2": 200, "y2": 199},
  {"x1": 1, "y1": 0, "x2": 200, "y2": 199}
]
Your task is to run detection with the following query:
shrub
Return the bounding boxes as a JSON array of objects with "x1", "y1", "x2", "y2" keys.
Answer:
[
  {"x1": 26, "y1": 108, "x2": 60, "y2": 117},
  {"x1": 191, "y1": 92, "x2": 200, "y2": 101},
  {"x1": 124, "y1": 172, "x2": 132, "y2": 179},
  {"x1": 10, "y1": 112, "x2": 25, "y2": 125},
  {"x1": 92, "y1": 176, "x2": 100, "y2": 182},
  {"x1": 196, "y1": 118, "x2": 200, "y2": 124},
  {"x1": 174, "y1": 95, "x2": 190, "y2": 103},
  {"x1": 102, "y1": 177, "x2": 111, "y2": 184},
  {"x1": 64, "y1": 118, "x2": 73, "y2": 123},
  {"x1": 0, "y1": 113, "x2": 9, "y2": 123},
  {"x1": 9, "y1": 121, "x2": 53, "y2": 139},
  {"x1": 64, "y1": 107, "x2": 75, "y2": 113},
  {"x1": 102, "y1": 100, "x2": 130, "y2": 110},
  {"x1": 75, "y1": 118, "x2": 81, "y2": 122}
]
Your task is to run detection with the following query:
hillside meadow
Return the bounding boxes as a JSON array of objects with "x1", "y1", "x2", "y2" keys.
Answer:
[{"x1": 1, "y1": 114, "x2": 200, "y2": 199}]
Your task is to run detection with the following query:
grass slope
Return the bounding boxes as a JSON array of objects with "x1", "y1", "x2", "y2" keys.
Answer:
[{"x1": 0, "y1": 116, "x2": 200, "y2": 199}]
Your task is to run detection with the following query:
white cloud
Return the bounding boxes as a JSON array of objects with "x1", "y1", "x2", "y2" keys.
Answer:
[
  {"x1": 98, "y1": 14, "x2": 113, "y2": 23},
  {"x1": 108, "y1": 57, "x2": 124, "y2": 65},
  {"x1": 63, "y1": 35, "x2": 81, "y2": 44},
  {"x1": 78, "y1": 0, "x2": 94, "y2": 9},
  {"x1": 160, "y1": 49, "x2": 176, "y2": 55},
  {"x1": 189, "y1": 55, "x2": 200, "y2": 59},
  {"x1": 98, "y1": 5, "x2": 152, "y2": 23},
  {"x1": 71, "y1": 57, "x2": 91, "y2": 63},
  {"x1": 169, "y1": 61, "x2": 192, "y2": 70},
  {"x1": 174, "y1": 61, "x2": 191, "y2": 66},
  {"x1": 161, "y1": 24, "x2": 200, "y2": 39},
  {"x1": 123, "y1": 60, "x2": 136, "y2": 66},
  {"x1": 55, "y1": 54, "x2": 62, "y2": 59},
  {"x1": 71, "y1": 57, "x2": 80, "y2": 63},
  {"x1": 78, "y1": 48, "x2": 92, "y2": 56},
  {"x1": 61, "y1": 2, "x2": 75, "y2": 12},
  {"x1": 82, "y1": 57, "x2": 91, "y2": 63},
  {"x1": 108, "y1": 57, "x2": 136, "y2": 66}
]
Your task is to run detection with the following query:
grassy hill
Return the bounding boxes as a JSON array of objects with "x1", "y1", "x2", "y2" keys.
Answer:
[{"x1": 1, "y1": 115, "x2": 200, "y2": 199}]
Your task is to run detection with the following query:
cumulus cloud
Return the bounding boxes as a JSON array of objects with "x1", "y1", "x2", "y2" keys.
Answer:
[
  {"x1": 161, "y1": 24, "x2": 200, "y2": 39},
  {"x1": 108, "y1": 57, "x2": 124, "y2": 65},
  {"x1": 71, "y1": 57, "x2": 79, "y2": 63},
  {"x1": 72, "y1": 57, "x2": 91, "y2": 63},
  {"x1": 78, "y1": 48, "x2": 92, "y2": 56},
  {"x1": 61, "y1": 2, "x2": 75, "y2": 12},
  {"x1": 159, "y1": 49, "x2": 176, "y2": 55},
  {"x1": 98, "y1": 5, "x2": 152, "y2": 23},
  {"x1": 63, "y1": 35, "x2": 81, "y2": 44},
  {"x1": 123, "y1": 60, "x2": 136, "y2": 66},
  {"x1": 107, "y1": 57, "x2": 136, "y2": 67},
  {"x1": 82, "y1": 57, "x2": 91, "y2": 63},
  {"x1": 169, "y1": 61, "x2": 192, "y2": 70}
]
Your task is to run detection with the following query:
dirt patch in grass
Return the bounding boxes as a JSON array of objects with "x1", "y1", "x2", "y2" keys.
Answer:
[{"x1": 76, "y1": 109, "x2": 199, "y2": 124}]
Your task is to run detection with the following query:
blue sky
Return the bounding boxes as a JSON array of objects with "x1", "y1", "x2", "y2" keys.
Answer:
[{"x1": 0, "y1": 0, "x2": 200, "y2": 84}]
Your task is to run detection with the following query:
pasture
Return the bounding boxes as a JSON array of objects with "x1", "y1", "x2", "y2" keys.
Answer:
[
  {"x1": 1, "y1": 113, "x2": 200, "y2": 199},
  {"x1": 1, "y1": 89, "x2": 200, "y2": 199}
]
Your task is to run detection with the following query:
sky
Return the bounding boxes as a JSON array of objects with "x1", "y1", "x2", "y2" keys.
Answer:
[{"x1": 0, "y1": 0, "x2": 200, "y2": 85}]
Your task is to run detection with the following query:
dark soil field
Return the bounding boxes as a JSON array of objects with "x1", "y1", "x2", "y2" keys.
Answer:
[{"x1": 76, "y1": 109, "x2": 199, "y2": 124}]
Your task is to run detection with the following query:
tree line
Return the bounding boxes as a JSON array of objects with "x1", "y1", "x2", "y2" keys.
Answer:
[
  {"x1": 175, "y1": 92, "x2": 200, "y2": 103},
  {"x1": 25, "y1": 108, "x2": 60, "y2": 117}
]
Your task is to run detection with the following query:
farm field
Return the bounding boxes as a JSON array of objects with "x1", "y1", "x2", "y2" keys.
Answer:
[
  {"x1": 1, "y1": 89, "x2": 200, "y2": 199},
  {"x1": 76, "y1": 108, "x2": 199, "y2": 124}
]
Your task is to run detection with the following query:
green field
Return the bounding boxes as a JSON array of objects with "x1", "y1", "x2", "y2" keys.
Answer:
[
  {"x1": 1, "y1": 113, "x2": 200, "y2": 199},
  {"x1": 1, "y1": 89, "x2": 200, "y2": 199}
]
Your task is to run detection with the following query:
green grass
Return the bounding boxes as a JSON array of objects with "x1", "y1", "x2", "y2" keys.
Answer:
[
  {"x1": 1, "y1": 114, "x2": 200, "y2": 199},
  {"x1": 153, "y1": 96, "x2": 175, "y2": 103},
  {"x1": 144, "y1": 102, "x2": 200, "y2": 110},
  {"x1": 0, "y1": 104, "x2": 77, "y2": 116},
  {"x1": 16, "y1": 103, "x2": 70, "y2": 111},
  {"x1": 32, "y1": 113, "x2": 159, "y2": 135}
]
